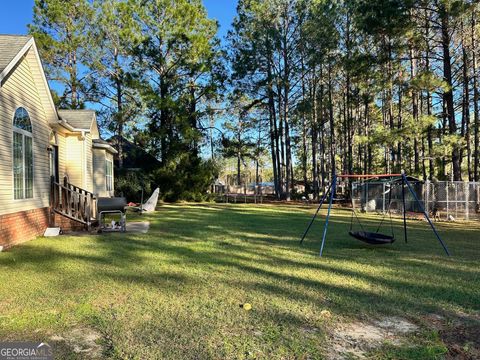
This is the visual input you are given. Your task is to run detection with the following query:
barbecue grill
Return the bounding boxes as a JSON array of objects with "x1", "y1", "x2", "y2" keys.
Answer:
[{"x1": 97, "y1": 197, "x2": 127, "y2": 232}]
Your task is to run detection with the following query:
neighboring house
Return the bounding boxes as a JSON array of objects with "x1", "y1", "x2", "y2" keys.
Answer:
[
  {"x1": 0, "y1": 35, "x2": 117, "y2": 248},
  {"x1": 107, "y1": 135, "x2": 161, "y2": 171}
]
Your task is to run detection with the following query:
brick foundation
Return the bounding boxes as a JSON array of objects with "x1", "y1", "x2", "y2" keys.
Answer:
[
  {"x1": 0, "y1": 207, "x2": 90, "y2": 249},
  {"x1": 53, "y1": 213, "x2": 86, "y2": 232},
  {"x1": 0, "y1": 207, "x2": 49, "y2": 248}
]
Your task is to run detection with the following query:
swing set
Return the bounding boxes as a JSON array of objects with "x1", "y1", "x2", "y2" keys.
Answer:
[{"x1": 300, "y1": 172, "x2": 450, "y2": 257}]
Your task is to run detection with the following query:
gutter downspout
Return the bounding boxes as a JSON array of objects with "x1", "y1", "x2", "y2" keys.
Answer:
[{"x1": 81, "y1": 131, "x2": 87, "y2": 190}]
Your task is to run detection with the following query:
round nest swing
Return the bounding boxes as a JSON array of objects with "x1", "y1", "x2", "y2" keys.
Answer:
[
  {"x1": 348, "y1": 182, "x2": 396, "y2": 245},
  {"x1": 348, "y1": 230, "x2": 395, "y2": 245}
]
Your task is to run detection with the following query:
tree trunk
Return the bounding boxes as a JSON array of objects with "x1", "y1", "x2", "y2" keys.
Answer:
[
  {"x1": 311, "y1": 74, "x2": 319, "y2": 199},
  {"x1": 114, "y1": 49, "x2": 124, "y2": 169},
  {"x1": 159, "y1": 74, "x2": 170, "y2": 164},
  {"x1": 277, "y1": 85, "x2": 285, "y2": 197},
  {"x1": 273, "y1": 94, "x2": 282, "y2": 198},
  {"x1": 461, "y1": 21, "x2": 472, "y2": 180},
  {"x1": 188, "y1": 74, "x2": 198, "y2": 157},
  {"x1": 410, "y1": 43, "x2": 420, "y2": 175},
  {"x1": 237, "y1": 152, "x2": 241, "y2": 186},
  {"x1": 472, "y1": 10, "x2": 480, "y2": 181},
  {"x1": 425, "y1": 8, "x2": 435, "y2": 180},
  {"x1": 440, "y1": 5, "x2": 462, "y2": 180},
  {"x1": 282, "y1": 13, "x2": 292, "y2": 201},
  {"x1": 328, "y1": 62, "x2": 336, "y2": 177},
  {"x1": 266, "y1": 43, "x2": 281, "y2": 199},
  {"x1": 397, "y1": 83, "x2": 403, "y2": 172},
  {"x1": 70, "y1": 49, "x2": 78, "y2": 109}
]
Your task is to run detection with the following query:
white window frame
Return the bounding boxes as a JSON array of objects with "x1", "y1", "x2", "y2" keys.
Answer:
[
  {"x1": 105, "y1": 159, "x2": 113, "y2": 192},
  {"x1": 12, "y1": 107, "x2": 34, "y2": 200}
]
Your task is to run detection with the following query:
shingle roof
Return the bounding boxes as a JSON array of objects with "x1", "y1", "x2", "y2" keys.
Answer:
[
  {"x1": 93, "y1": 138, "x2": 109, "y2": 145},
  {"x1": 93, "y1": 138, "x2": 118, "y2": 154},
  {"x1": 0, "y1": 35, "x2": 32, "y2": 74},
  {"x1": 58, "y1": 110, "x2": 95, "y2": 130},
  {"x1": 107, "y1": 135, "x2": 161, "y2": 170}
]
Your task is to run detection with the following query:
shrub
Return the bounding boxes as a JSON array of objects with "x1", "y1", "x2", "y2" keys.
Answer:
[
  {"x1": 114, "y1": 169, "x2": 155, "y2": 203},
  {"x1": 154, "y1": 155, "x2": 219, "y2": 202}
]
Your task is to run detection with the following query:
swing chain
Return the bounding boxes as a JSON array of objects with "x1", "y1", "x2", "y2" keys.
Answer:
[
  {"x1": 375, "y1": 183, "x2": 396, "y2": 238},
  {"x1": 350, "y1": 181, "x2": 396, "y2": 238}
]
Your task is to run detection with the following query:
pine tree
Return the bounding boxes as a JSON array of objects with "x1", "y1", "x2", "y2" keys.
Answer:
[
  {"x1": 87, "y1": 0, "x2": 143, "y2": 168},
  {"x1": 29, "y1": 0, "x2": 95, "y2": 108}
]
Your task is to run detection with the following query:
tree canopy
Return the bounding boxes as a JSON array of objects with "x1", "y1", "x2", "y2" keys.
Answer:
[{"x1": 30, "y1": 0, "x2": 480, "y2": 201}]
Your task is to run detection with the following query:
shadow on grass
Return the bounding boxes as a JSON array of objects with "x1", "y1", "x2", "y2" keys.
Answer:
[{"x1": 1, "y1": 203, "x2": 479, "y2": 325}]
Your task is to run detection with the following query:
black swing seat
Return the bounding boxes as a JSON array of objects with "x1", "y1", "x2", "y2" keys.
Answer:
[{"x1": 348, "y1": 231, "x2": 395, "y2": 245}]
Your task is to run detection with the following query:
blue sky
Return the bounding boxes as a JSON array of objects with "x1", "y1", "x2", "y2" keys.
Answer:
[
  {"x1": 0, "y1": 1, "x2": 35, "y2": 34},
  {"x1": 204, "y1": 0, "x2": 238, "y2": 40},
  {"x1": 0, "y1": 1, "x2": 237, "y2": 152},
  {"x1": 0, "y1": 1, "x2": 237, "y2": 41},
  {"x1": 0, "y1": 1, "x2": 237, "y2": 107}
]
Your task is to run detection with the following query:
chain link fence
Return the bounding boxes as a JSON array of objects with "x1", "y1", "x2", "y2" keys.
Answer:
[
  {"x1": 424, "y1": 181, "x2": 480, "y2": 221},
  {"x1": 351, "y1": 180, "x2": 480, "y2": 221}
]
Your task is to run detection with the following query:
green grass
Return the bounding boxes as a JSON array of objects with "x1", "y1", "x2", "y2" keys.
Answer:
[{"x1": 0, "y1": 203, "x2": 479, "y2": 359}]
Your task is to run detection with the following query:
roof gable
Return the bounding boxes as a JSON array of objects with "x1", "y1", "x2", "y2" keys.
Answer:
[
  {"x1": 58, "y1": 109, "x2": 96, "y2": 131},
  {"x1": 0, "y1": 35, "x2": 58, "y2": 124},
  {"x1": 0, "y1": 35, "x2": 103, "y2": 136},
  {"x1": 0, "y1": 35, "x2": 31, "y2": 75}
]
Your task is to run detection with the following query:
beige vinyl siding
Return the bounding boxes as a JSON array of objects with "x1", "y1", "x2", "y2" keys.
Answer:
[
  {"x1": 85, "y1": 133, "x2": 93, "y2": 192},
  {"x1": 57, "y1": 132, "x2": 66, "y2": 179},
  {"x1": 0, "y1": 51, "x2": 50, "y2": 216},
  {"x1": 24, "y1": 48, "x2": 57, "y2": 125},
  {"x1": 64, "y1": 132, "x2": 94, "y2": 192},
  {"x1": 65, "y1": 134, "x2": 84, "y2": 188},
  {"x1": 90, "y1": 120, "x2": 100, "y2": 140}
]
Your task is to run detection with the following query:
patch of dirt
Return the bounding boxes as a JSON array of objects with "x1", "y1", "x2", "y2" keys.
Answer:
[
  {"x1": 50, "y1": 327, "x2": 104, "y2": 359},
  {"x1": 441, "y1": 323, "x2": 480, "y2": 360},
  {"x1": 301, "y1": 326, "x2": 320, "y2": 335},
  {"x1": 327, "y1": 317, "x2": 418, "y2": 360},
  {"x1": 423, "y1": 313, "x2": 445, "y2": 330},
  {"x1": 438, "y1": 314, "x2": 480, "y2": 360},
  {"x1": 423, "y1": 313, "x2": 480, "y2": 360},
  {"x1": 373, "y1": 317, "x2": 418, "y2": 334}
]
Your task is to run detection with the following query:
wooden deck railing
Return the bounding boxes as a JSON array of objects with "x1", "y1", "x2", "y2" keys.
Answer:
[{"x1": 50, "y1": 176, "x2": 96, "y2": 229}]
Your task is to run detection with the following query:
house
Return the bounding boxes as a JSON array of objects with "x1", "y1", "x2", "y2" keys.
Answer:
[
  {"x1": 0, "y1": 35, "x2": 117, "y2": 248},
  {"x1": 107, "y1": 135, "x2": 161, "y2": 171}
]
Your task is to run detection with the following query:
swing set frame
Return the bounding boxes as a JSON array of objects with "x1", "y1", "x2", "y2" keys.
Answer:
[{"x1": 300, "y1": 172, "x2": 450, "y2": 257}]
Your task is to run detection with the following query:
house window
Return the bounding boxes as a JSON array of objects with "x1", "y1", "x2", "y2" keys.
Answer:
[
  {"x1": 106, "y1": 159, "x2": 113, "y2": 192},
  {"x1": 13, "y1": 107, "x2": 34, "y2": 199}
]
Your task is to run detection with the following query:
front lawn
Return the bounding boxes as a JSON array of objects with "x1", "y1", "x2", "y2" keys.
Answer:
[{"x1": 0, "y1": 204, "x2": 479, "y2": 359}]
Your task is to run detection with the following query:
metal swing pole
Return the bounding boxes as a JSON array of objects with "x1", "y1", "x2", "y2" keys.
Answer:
[
  {"x1": 319, "y1": 174, "x2": 337, "y2": 257},
  {"x1": 402, "y1": 173, "x2": 450, "y2": 256},
  {"x1": 300, "y1": 181, "x2": 333, "y2": 245},
  {"x1": 401, "y1": 173, "x2": 408, "y2": 243}
]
